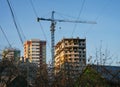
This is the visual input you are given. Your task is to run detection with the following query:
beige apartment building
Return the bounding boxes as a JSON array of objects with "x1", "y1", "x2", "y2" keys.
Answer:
[
  {"x1": 2, "y1": 48, "x2": 20, "y2": 61},
  {"x1": 24, "y1": 39, "x2": 46, "y2": 67},
  {"x1": 55, "y1": 37, "x2": 86, "y2": 78}
]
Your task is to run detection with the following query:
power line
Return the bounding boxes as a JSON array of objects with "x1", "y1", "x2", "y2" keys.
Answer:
[
  {"x1": 17, "y1": 22, "x2": 26, "y2": 41},
  {"x1": 0, "y1": 25, "x2": 12, "y2": 47},
  {"x1": 9, "y1": 3, "x2": 26, "y2": 41},
  {"x1": 11, "y1": 10, "x2": 26, "y2": 41},
  {"x1": 9, "y1": 0, "x2": 26, "y2": 41},
  {"x1": 6, "y1": 0, "x2": 23, "y2": 45},
  {"x1": 29, "y1": 0, "x2": 51, "y2": 49},
  {"x1": 29, "y1": 0, "x2": 38, "y2": 17},
  {"x1": 71, "y1": 0, "x2": 86, "y2": 37},
  {"x1": 84, "y1": 0, "x2": 110, "y2": 36}
]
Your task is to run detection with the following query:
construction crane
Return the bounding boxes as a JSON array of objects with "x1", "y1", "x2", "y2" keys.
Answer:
[{"x1": 37, "y1": 11, "x2": 96, "y2": 67}]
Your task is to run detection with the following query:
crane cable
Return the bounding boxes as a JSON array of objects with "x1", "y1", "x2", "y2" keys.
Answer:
[
  {"x1": 29, "y1": 0, "x2": 51, "y2": 49},
  {"x1": 85, "y1": 0, "x2": 110, "y2": 36},
  {"x1": 54, "y1": 11, "x2": 77, "y2": 21},
  {"x1": 0, "y1": 25, "x2": 12, "y2": 47},
  {"x1": 6, "y1": 0, "x2": 23, "y2": 46},
  {"x1": 71, "y1": 0, "x2": 86, "y2": 37}
]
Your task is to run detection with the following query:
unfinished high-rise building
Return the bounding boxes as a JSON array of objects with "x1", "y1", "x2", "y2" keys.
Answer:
[{"x1": 55, "y1": 37, "x2": 86, "y2": 78}]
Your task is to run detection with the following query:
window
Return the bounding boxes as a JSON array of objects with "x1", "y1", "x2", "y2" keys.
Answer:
[
  {"x1": 65, "y1": 55, "x2": 67, "y2": 58},
  {"x1": 74, "y1": 43, "x2": 78, "y2": 45},
  {"x1": 83, "y1": 55, "x2": 85, "y2": 57},
  {"x1": 79, "y1": 59, "x2": 81, "y2": 61},
  {"x1": 82, "y1": 43, "x2": 85, "y2": 46},
  {"x1": 65, "y1": 43, "x2": 67, "y2": 45},
  {"x1": 65, "y1": 51, "x2": 67, "y2": 53}
]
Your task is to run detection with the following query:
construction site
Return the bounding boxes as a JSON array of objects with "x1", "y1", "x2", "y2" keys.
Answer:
[{"x1": 0, "y1": 0, "x2": 120, "y2": 87}]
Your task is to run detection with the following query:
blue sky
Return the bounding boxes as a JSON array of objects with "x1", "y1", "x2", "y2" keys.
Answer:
[{"x1": 0, "y1": 0, "x2": 120, "y2": 66}]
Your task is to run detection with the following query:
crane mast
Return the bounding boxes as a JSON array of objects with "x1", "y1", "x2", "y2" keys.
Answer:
[
  {"x1": 37, "y1": 11, "x2": 96, "y2": 67},
  {"x1": 50, "y1": 11, "x2": 55, "y2": 67}
]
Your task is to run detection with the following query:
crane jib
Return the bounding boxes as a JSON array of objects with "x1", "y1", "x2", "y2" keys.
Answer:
[{"x1": 37, "y1": 17, "x2": 96, "y2": 24}]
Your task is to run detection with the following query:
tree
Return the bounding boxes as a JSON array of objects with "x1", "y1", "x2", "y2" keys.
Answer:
[
  {"x1": 0, "y1": 59, "x2": 19, "y2": 87},
  {"x1": 74, "y1": 65, "x2": 110, "y2": 87},
  {"x1": 35, "y1": 64, "x2": 49, "y2": 87},
  {"x1": 7, "y1": 75, "x2": 27, "y2": 87}
]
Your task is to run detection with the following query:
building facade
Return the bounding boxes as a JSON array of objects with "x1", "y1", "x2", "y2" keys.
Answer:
[
  {"x1": 2, "y1": 48, "x2": 20, "y2": 61},
  {"x1": 55, "y1": 37, "x2": 86, "y2": 78},
  {"x1": 24, "y1": 39, "x2": 46, "y2": 67}
]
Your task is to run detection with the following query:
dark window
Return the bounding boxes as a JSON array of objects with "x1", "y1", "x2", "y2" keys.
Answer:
[
  {"x1": 79, "y1": 59, "x2": 81, "y2": 61},
  {"x1": 83, "y1": 55, "x2": 85, "y2": 57},
  {"x1": 65, "y1": 51, "x2": 67, "y2": 53}
]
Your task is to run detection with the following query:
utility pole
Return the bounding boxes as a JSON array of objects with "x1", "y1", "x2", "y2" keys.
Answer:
[{"x1": 37, "y1": 11, "x2": 96, "y2": 68}]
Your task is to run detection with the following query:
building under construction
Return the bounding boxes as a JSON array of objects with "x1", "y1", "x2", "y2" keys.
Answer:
[{"x1": 55, "y1": 37, "x2": 86, "y2": 79}]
